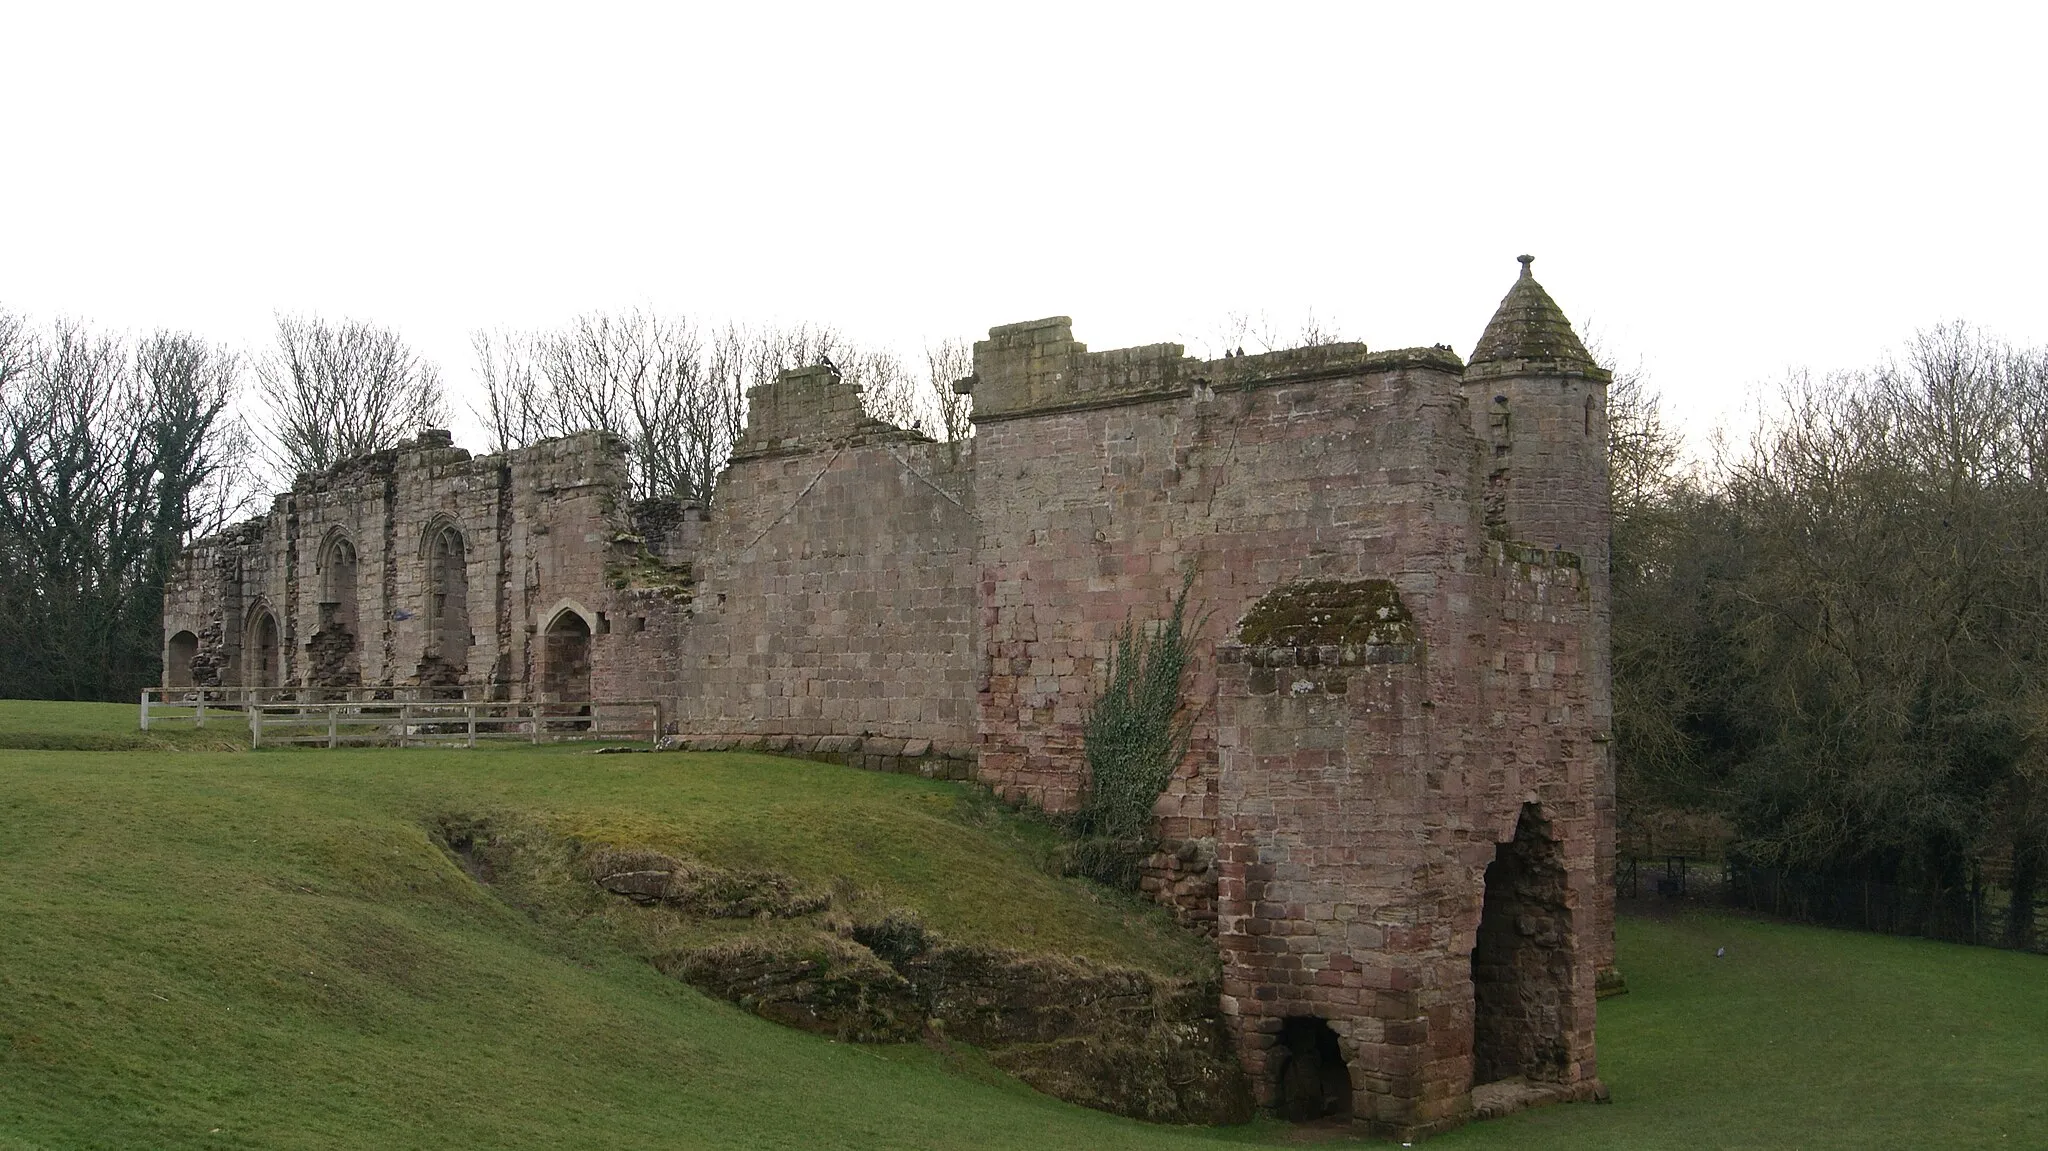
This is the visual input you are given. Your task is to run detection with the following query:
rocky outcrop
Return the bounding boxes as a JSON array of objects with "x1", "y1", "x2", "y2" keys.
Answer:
[{"x1": 657, "y1": 918, "x2": 1250, "y2": 1125}]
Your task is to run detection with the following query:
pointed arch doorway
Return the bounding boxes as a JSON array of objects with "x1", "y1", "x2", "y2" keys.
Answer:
[
  {"x1": 246, "y1": 610, "x2": 281, "y2": 690},
  {"x1": 542, "y1": 607, "x2": 593, "y2": 728}
]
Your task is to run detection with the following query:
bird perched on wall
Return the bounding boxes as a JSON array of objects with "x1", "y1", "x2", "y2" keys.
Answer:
[
  {"x1": 1235, "y1": 347, "x2": 1245, "y2": 358},
  {"x1": 819, "y1": 353, "x2": 840, "y2": 376}
]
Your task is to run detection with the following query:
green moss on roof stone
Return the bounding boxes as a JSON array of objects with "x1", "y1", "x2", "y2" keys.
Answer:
[{"x1": 1468, "y1": 255, "x2": 1597, "y2": 369}]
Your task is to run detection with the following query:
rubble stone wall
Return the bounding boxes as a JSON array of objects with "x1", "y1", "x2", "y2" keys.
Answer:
[{"x1": 162, "y1": 430, "x2": 644, "y2": 701}]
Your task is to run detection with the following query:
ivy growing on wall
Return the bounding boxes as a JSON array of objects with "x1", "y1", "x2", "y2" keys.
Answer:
[{"x1": 1066, "y1": 573, "x2": 1198, "y2": 887}]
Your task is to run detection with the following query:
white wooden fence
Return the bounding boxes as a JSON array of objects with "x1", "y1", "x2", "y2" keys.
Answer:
[
  {"x1": 140, "y1": 688, "x2": 662, "y2": 749},
  {"x1": 140, "y1": 685, "x2": 494, "y2": 729}
]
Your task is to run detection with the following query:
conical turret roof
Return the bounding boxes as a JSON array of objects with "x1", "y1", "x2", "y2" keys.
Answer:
[{"x1": 1468, "y1": 255, "x2": 1597, "y2": 369}]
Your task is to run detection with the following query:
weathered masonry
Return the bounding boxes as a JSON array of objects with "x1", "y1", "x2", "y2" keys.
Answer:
[{"x1": 164, "y1": 258, "x2": 1614, "y2": 1137}]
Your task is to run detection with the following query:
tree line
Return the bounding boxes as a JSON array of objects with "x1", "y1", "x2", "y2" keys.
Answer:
[
  {"x1": 0, "y1": 310, "x2": 244, "y2": 701},
  {"x1": 1611, "y1": 324, "x2": 2048, "y2": 946}
]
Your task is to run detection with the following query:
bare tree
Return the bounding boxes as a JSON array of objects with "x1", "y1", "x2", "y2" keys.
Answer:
[
  {"x1": 256, "y1": 313, "x2": 444, "y2": 479},
  {"x1": 472, "y1": 328, "x2": 550, "y2": 455},
  {"x1": 474, "y1": 309, "x2": 731, "y2": 504},
  {"x1": 925, "y1": 337, "x2": 975, "y2": 450},
  {"x1": 0, "y1": 307, "x2": 28, "y2": 393},
  {"x1": 838, "y1": 344, "x2": 920, "y2": 430},
  {"x1": 474, "y1": 314, "x2": 977, "y2": 502}
]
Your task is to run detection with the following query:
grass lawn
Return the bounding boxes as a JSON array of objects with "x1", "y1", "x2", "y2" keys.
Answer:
[
  {"x1": 0, "y1": 700, "x2": 246, "y2": 752},
  {"x1": 3, "y1": 701, "x2": 2045, "y2": 1149}
]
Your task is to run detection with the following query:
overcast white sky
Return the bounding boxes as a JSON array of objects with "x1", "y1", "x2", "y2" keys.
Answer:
[{"x1": 5, "y1": 2, "x2": 2044, "y2": 452}]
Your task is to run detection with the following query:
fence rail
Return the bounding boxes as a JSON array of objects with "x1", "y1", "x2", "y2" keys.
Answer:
[
  {"x1": 141, "y1": 685, "x2": 499, "y2": 730},
  {"x1": 141, "y1": 689, "x2": 662, "y2": 749}
]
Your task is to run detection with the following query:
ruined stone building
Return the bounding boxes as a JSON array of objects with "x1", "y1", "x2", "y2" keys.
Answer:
[{"x1": 163, "y1": 258, "x2": 1614, "y2": 1136}]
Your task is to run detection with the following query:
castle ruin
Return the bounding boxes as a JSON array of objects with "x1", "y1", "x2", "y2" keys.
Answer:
[{"x1": 163, "y1": 258, "x2": 1614, "y2": 1136}]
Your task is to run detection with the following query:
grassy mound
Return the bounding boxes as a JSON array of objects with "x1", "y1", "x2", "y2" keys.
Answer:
[{"x1": 2, "y1": 701, "x2": 2045, "y2": 1148}]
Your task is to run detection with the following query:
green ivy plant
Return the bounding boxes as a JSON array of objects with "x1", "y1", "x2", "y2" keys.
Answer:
[{"x1": 1067, "y1": 573, "x2": 1198, "y2": 887}]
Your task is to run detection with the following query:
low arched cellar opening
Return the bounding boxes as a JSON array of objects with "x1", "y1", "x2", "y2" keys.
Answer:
[
  {"x1": 1471, "y1": 803, "x2": 1575, "y2": 1088},
  {"x1": 1273, "y1": 1016, "x2": 1352, "y2": 1121}
]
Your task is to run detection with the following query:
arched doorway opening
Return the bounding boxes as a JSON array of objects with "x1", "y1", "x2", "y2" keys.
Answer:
[
  {"x1": 542, "y1": 609, "x2": 592, "y2": 706},
  {"x1": 1471, "y1": 803, "x2": 1575, "y2": 1087},
  {"x1": 311, "y1": 532, "x2": 360, "y2": 689},
  {"x1": 421, "y1": 524, "x2": 469, "y2": 688},
  {"x1": 166, "y1": 631, "x2": 198, "y2": 689},
  {"x1": 542, "y1": 609, "x2": 593, "y2": 731},
  {"x1": 247, "y1": 611, "x2": 281, "y2": 690},
  {"x1": 1273, "y1": 1016, "x2": 1352, "y2": 1121}
]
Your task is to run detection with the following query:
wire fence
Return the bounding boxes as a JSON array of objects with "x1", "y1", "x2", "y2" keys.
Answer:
[{"x1": 1619, "y1": 852, "x2": 2046, "y2": 955}]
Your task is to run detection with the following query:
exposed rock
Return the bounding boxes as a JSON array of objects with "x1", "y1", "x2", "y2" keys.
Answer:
[
  {"x1": 586, "y1": 847, "x2": 830, "y2": 918},
  {"x1": 992, "y1": 1029, "x2": 1253, "y2": 1126},
  {"x1": 658, "y1": 936, "x2": 921, "y2": 1043},
  {"x1": 657, "y1": 929, "x2": 1250, "y2": 1126}
]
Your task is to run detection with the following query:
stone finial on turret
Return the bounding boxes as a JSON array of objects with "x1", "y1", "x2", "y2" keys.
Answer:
[{"x1": 1467, "y1": 255, "x2": 1600, "y2": 373}]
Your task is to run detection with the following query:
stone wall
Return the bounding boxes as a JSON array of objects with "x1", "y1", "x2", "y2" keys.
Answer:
[
  {"x1": 163, "y1": 430, "x2": 648, "y2": 702},
  {"x1": 968, "y1": 324, "x2": 1474, "y2": 825},
  {"x1": 1211, "y1": 544, "x2": 1606, "y2": 1136},
  {"x1": 638, "y1": 365, "x2": 981, "y2": 752},
  {"x1": 164, "y1": 260, "x2": 1614, "y2": 1137}
]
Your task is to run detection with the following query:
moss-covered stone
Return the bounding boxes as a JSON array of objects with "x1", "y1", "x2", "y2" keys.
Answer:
[
  {"x1": 1235, "y1": 579, "x2": 1417, "y2": 648},
  {"x1": 604, "y1": 548, "x2": 694, "y2": 599}
]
